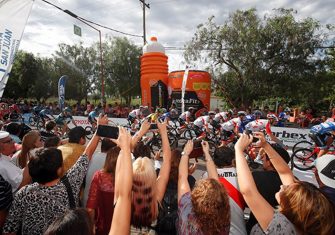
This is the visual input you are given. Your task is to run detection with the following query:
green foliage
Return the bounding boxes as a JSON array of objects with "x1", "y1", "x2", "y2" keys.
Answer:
[
  {"x1": 4, "y1": 37, "x2": 141, "y2": 105},
  {"x1": 184, "y1": 8, "x2": 333, "y2": 109},
  {"x1": 104, "y1": 37, "x2": 141, "y2": 105}
]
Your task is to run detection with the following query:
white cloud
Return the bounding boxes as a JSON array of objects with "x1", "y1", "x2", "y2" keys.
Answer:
[{"x1": 18, "y1": 0, "x2": 335, "y2": 70}]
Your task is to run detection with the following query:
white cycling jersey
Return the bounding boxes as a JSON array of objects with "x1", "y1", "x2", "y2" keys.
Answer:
[
  {"x1": 245, "y1": 119, "x2": 270, "y2": 132},
  {"x1": 221, "y1": 118, "x2": 241, "y2": 131},
  {"x1": 194, "y1": 116, "x2": 210, "y2": 128},
  {"x1": 179, "y1": 111, "x2": 192, "y2": 121},
  {"x1": 129, "y1": 109, "x2": 141, "y2": 118},
  {"x1": 214, "y1": 112, "x2": 229, "y2": 122}
]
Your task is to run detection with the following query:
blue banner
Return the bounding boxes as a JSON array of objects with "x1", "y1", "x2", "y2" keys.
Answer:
[{"x1": 58, "y1": 75, "x2": 68, "y2": 111}]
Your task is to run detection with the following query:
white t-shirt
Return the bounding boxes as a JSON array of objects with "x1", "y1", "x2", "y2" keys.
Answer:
[{"x1": 0, "y1": 154, "x2": 23, "y2": 192}]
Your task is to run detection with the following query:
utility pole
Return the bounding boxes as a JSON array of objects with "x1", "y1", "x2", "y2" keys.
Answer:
[{"x1": 139, "y1": 0, "x2": 150, "y2": 45}]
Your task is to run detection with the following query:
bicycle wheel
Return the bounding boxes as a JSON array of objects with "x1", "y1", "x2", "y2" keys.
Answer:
[
  {"x1": 85, "y1": 126, "x2": 93, "y2": 140},
  {"x1": 29, "y1": 117, "x2": 36, "y2": 126},
  {"x1": 292, "y1": 140, "x2": 313, "y2": 153},
  {"x1": 291, "y1": 148, "x2": 316, "y2": 171}
]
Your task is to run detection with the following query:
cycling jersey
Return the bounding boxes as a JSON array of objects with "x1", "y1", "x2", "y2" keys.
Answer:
[
  {"x1": 310, "y1": 122, "x2": 335, "y2": 135},
  {"x1": 55, "y1": 113, "x2": 73, "y2": 126},
  {"x1": 214, "y1": 112, "x2": 229, "y2": 122},
  {"x1": 179, "y1": 111, "x2": 192, "y2": 121},
  {"x1": 146, "y1": 113, "x2": 159, "y2": 122},
  {"x1": 128, "y1": 109, "x2": 141, "y2": 118},
  {"x1": 221, "y1": 118, "x2": 242, "y2": 132},
  {"x1": 245, "y1": 119, "x2": 270, "y2": 132},
  {"x1": 238, "y1": 115, "x2": 255, "y2": 132},
  {"x1": 88, "y1": 111, "x2": 99, "y2": 123},
  {"x1": 159, "y1": 112, "x2": 170, "y2": 122},
  {"x1": 193, "y1": 116, "x2": 210, "y2": 128},
  {"x1": 39, "y1": 109, "x2": 51, "y2": 118}
]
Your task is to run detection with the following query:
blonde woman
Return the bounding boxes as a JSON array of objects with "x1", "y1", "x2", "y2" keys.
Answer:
[
  {"x1": 130, "y1": 119, "x2": 172, "y2": 229},
  {"x1": 11, "y1": 130, "x2": 43, "y2": 168},
  {"x1": 235, "y1": 132, "x2": 335, "y2": 235}
]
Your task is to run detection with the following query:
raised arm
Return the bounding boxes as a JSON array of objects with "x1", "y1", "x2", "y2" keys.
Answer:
[
  {"x1": 178, "y1": 140, "x2": 193, "y2": 202},
  {"x1": 83, "y1": 115, "x2": 108, "y2": 160},
  {"x1": 201, "y1": 141, "x2": 218, "y2": 180},
  {"x1": 131, "y1": 119, "x2": 150, "y2": 151},
  {"x1": 109, "y1": 127, "x2": 132, "y2": 235},
  {"x1": 235, "y1": 134, "x2": 274, "y2": 231},
  {"x1": 155, "y1": 120, "x2": 172, "y2": 202},
  {"x1": 254, "y1": 132, "x2": 294, "y2": 185}
]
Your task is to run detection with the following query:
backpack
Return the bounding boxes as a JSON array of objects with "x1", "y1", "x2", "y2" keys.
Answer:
[{"x1": 155, "y1": 181, "x2": 178, "y2": 234}]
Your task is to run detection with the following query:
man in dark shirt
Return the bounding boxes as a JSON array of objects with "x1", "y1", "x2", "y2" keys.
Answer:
[{"x1": 246, "y1": 144, "x2": 290, "y2": 233}]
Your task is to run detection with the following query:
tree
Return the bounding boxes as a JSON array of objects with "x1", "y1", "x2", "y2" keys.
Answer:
[
  {"x1": 103, "y1": 37, "x2": 141, "y2": 105},
  {"x1": 184, "y1": 8, "x2": 330, "y2": 108},
  {"x1": 54, "y1": 42, "x2": 99, "y2": 103}
]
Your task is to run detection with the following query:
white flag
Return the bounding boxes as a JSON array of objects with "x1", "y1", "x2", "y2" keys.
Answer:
[
  {"x1": 181, "y1": 66, "x2": 189, "y2": 113},
  {"x1": 0, "y1": 0, "x2": 34, "y2": 97}
]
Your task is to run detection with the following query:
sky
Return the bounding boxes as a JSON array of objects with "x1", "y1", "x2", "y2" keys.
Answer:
[{"x1": 19, "y1": 0, "x2": 335, "y2": 71}]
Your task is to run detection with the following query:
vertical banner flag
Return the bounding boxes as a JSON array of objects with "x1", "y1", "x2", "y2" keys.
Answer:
[
  {"x1": 58, "y1": 75, "x2": 69, "y2": 112},
  {"x1": 0, "y1": 0, "x2": 34, "y2": 97},
  {"x1": 181, "y1": 66, "x2": 189, "y2": 113}
]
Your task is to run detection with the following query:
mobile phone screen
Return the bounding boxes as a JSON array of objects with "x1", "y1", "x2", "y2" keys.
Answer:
[{"x1": 97, "y1": 125, "x2": 119, "y2": 139}]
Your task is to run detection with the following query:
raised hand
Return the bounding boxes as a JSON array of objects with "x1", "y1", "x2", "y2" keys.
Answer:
[
  {"x1": 183, "y1": 140, "x2": 194, "y2": 156},
  {"x1": 97, "y1": 114, "x2": 109, "y2": 126},
  {"x1": 235, "y1": 133, "x2": 253, "y2": 151}
]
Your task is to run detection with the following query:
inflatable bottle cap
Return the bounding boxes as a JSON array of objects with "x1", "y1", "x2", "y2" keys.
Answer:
[{"x1": 143, "y1": 36, "x2": 165, "y2": 54}]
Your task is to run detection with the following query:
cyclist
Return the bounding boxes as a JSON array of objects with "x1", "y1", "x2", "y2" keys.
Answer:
[
  {"x1": 221, "y1": 111, "x2": 247, "y2": 135},
  {"x1": 278, "y1": 107, "x2": 291, "y2": 127},
  {"x1": 55, "y1": 107, "x2": 77, "y2": 135},
  {"x1": 39, "y1": 107, "x2": 52, "y2": 125},
  {"x1": 147, "y1": 108, "x2": 164, "y2": 122},
  {"x1": 128, "y1": 106, "x2": 144, "y2": 125},
  {"x1": 192, "y1": 111, "x2": 216, "y2": 138},
  {"x1": 88, "y1": 107, "x2": 100, "y2": 128},
  {"x1": 309, "y1": 121, "x2": 335, "y2": 158},
  {"x1": 179, "y1": 107, "x2": 196, "y2": 125}
]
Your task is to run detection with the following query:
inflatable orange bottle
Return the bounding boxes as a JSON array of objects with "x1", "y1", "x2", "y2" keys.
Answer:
[
  {"x1": 168, "y1": 70, "x2": 211, "y2": 111},
  {"x1": 140, "y1": 37, "x2": 168, "y2": 109}
]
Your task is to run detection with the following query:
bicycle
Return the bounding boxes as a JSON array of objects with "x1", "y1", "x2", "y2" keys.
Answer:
[
  {"x1": 292, "y1": 140, "x2": 313, "y2": 153},
  {"x1": 290, "y1": 143, "x2": 335, "y2": 171}
]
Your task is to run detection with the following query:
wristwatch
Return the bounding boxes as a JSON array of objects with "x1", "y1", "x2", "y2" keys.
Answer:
[{"x1": 181, "y1": 151, "x2": 188, "y2": 156}]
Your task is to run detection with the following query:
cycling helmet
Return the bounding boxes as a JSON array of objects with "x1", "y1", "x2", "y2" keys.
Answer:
[
  {"x1": 94, "y1": 107, "x2": 99, "y2": 112},
  {"x1": 237, "y1": 111, "x2": 247, "y2": 116},
  {"x1": 284, "y1": 107, "x2": 291, "y2": 112},
  {"x1": 227, "y1": 109, "x2": 233, "y2": 115},
  {"x1": 188, "y1": 107, "x2": 196, "y2": 111},
  {"x1": 253, "y1": 110, "x2": 262, "y2": 116},
  {"x1": 208, "y1": 111, "x2": 216, "y2": 116},
  {"x1": 161, "y1": 108, "x2": 167, "y2": 113},
  {"x1": 64, "y1": 107, "x2": 72, "y2": 113}
]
